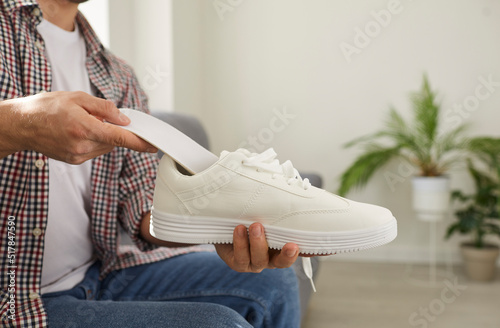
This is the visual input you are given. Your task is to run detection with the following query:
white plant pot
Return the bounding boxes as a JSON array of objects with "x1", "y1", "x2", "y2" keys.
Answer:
[{"x1": 411, "y1": 176, "x2": 450, "y2": 221}]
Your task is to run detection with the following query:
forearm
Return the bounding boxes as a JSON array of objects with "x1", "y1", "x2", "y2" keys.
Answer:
[
  {"x1": 140, "y1": 212, "x2": 195, "y2": 248},
  {"x1": 0, "y1": 99, "x2": 25, "y2": 159},
  {"x1": 1, "y1": 92, "x2": 155, "y2": 164}
]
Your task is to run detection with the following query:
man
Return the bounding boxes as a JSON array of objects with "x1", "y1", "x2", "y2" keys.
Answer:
[{"x1": 0, "y1": 0, "x2": 301, "y2": 327}]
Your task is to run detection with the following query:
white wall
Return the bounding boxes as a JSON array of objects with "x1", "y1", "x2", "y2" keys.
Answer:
[
  {"x1": 171, "y1": 0, "x2": 203, "y2": 118},
  {"x1": 131, "y1": 0, "x2": 175, "y2": 112},
  {"x1": 81, "y1": 0, "x2": 174, "y2": 112},
  {"x1": 79, "y1": 0, "x2": 110, "y2": 48},
  {"x1": 172, "y1": 0, "x2": 500, "y2": 264}
]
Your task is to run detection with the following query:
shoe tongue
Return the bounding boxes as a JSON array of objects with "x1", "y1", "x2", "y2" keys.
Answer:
[{"x1": 220, "y1": 150, "x2": 231, "y2": 158}]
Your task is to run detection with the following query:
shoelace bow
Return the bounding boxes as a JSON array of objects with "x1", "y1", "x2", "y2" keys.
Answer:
[
  {"x1": 241, "y1": 148, "x2": 311, "y2": 190},
  {"x1": 240, "y1": 148, "x2": 316, "y2": 292}
]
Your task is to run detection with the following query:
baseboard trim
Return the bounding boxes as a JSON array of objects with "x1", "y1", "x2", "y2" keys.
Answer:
[{"x1": 322, "y1": 245, "x2": 500, "y2": 266}]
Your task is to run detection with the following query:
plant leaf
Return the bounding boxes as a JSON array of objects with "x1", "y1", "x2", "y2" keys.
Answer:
[
  {"x1": 411, "y1": 74, "x2": 440, "y2": 152},
  {"x1": 338, "y1": 146, "x2": 402, "y2": 196},
  {"x1": 445, "y1": 222, "x2": 461, "y2": 239}
]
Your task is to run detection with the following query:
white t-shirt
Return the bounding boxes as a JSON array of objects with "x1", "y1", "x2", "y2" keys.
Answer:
[{"x1": 37, "y1": 19, "x2": 95, "y2": 294}]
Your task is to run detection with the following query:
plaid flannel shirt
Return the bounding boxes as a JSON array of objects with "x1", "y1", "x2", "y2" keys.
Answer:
[{"x1": 0, "y1": 1, "x2": 200, "y2": 326}]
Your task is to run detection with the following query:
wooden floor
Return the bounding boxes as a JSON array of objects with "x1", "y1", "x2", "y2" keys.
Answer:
[{"x1": 302, "y1": 260, "x2": 500, "y2": 328}]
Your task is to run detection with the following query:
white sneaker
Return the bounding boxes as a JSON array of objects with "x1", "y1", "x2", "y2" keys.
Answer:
[{"x1": 151, "y1": 148, "x2": 397, "y2": 255}]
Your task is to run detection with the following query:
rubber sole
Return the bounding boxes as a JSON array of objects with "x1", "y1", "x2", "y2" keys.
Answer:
[{"x1": 150, "y1": 208, "x2": 397, "y2": 255}]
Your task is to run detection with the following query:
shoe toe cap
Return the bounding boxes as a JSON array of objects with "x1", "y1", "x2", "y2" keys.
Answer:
[
  {"x1": 348, "y1": 200, "x2": 395, "y2": 229},
  {"x1": 272, "y1": 199, "x2": 395, "y2": 233}
]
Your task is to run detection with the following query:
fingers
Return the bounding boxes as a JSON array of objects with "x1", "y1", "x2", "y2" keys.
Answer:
[
  {"x1": 232, "y1": 225, "x2": 251, "y2": 271},
  {"x1": 270, "y1": 243, "x2": 299, "y2": 269},
  {"x1": 75, "y1": 94, "x2": 158, "y2": 152},
  {"x1": 88, "y1": 119, "x2": 157, "y2": 154},
  {"x1": 48, "y1": 91, "x2": 155, "y2": 154},
  {"x1": 76, "y1": 93, "x2": 130, "y2": 126},
  {"x1": 60, "y1": 122, "x2": 156, "y2": 164},
  {"x1": 248, "y1": 223, "x2": 269, "y2": 272},
  {"x1": 221, "y1": 224, "x2": 272, "y2": 273},
  {"x1": 216, "y1": 223, "x2": 300, "y2": 273}
]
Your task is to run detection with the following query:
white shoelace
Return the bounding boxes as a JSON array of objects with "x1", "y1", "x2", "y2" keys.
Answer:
[
  {"x1": 240, "y1": 148, "x2": 316, "y2": 292},
  {"x1": 302, "y1": 257, "x2": 316, "y2": 292},
  {"x1": 240, "y1": 148, "x2": 311, "y2": 190}
]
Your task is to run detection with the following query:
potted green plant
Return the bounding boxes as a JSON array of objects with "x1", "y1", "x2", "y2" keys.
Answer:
[
  {"x1": 446, "y1": 137, "x2": 500, "y2": 281},
  {"x1": 338, "y1": 74, "x2": 469, "y2": 221}
]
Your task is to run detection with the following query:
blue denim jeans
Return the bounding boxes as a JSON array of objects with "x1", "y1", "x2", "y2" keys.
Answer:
[{"x1": 42, "y1": 252, "x2": 300, "y2": 328}]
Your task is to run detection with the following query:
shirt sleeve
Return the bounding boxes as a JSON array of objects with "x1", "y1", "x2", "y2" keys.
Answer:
[
  {"x1": 111, "y1": 53, "x2": 161, "y2": 251},
  {"x1": 118, "y1": 148, "x2": 159, "y2": 252}
]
